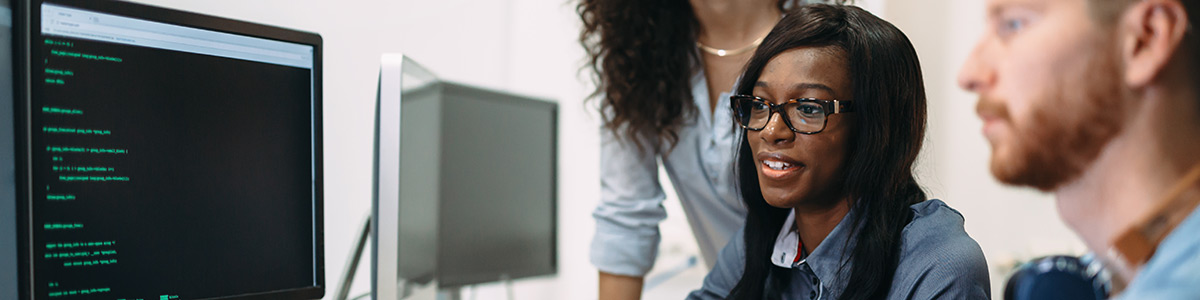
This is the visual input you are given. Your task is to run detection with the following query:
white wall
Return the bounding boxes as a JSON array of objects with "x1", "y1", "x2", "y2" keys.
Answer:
[{"x1": 125, "y1": 0, "x2": 1086, "y2": 298}]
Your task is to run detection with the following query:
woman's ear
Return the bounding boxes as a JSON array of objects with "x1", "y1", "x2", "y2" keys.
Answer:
[{"x1": 1120, "y1": 0, "x2": 1191, "y2": 88}]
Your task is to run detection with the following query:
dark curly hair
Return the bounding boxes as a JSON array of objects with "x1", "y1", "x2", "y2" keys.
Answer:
[{"x1": 577, "y1": 0, "x2": 843, "y2": 152}]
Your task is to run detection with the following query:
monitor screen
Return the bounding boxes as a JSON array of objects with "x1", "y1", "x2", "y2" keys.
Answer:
[
  {"x1": 372, "y1": 55, "x2": 555, "y2": 299},
  {"x1": 15, "y1": 1, "x2": 323, "y2": 299},
  {"x1": 432, "y1": 81, "x2": 557, "y2": 288}
]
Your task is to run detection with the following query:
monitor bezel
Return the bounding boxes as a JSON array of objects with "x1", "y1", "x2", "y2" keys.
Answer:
[{"x1": 13, "y1": 1, "x2": 325, "y2": 299}]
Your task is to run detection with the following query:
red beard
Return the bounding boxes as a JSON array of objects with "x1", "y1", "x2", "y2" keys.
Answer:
[{"x1": 977, "y1": 47, "x2": 1128, "y2": 191}]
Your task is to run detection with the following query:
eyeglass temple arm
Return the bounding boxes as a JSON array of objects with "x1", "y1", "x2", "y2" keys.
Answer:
[{"x1": 834, "y1": 100, "x2": 853, "y2": 113}]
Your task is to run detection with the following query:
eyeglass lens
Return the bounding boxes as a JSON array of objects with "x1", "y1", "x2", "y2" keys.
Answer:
[{"x1": 737, "y1": 98, "x2": 826, "y2": 133}]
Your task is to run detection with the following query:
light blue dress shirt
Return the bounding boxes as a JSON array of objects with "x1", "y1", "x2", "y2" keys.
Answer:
[
  {"x1": 687, "y1": 199, "x2": 991, "y2": 300},
  {"x1": 590, "y1": 69, "x2": 747, "y2": 276},
  {"x1": 1116, "y1": 205, "x2": 1200, "y2": 299}
]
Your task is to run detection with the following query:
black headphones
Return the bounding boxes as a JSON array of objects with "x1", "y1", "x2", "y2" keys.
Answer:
[{"x1": 1004, "y1": 254, "x2": 1112, "y2": 300}]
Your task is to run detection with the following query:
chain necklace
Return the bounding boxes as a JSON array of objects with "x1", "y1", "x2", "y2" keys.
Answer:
[
  {"x1": 696, "y1": 35, "x2": 765, "y2": 57},
  {"x1": 696, "y1": 14, "x2": 781, "y2": 57}
]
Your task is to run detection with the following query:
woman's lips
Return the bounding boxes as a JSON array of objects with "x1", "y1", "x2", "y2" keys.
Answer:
[{"x1": 757, "y1": 153, "x2": 804, "y2": 180}]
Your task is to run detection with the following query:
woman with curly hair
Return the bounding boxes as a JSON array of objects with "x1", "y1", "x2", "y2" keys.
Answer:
[{"x1": 578, "y1": 0, "x2": 841, "y2": 298}]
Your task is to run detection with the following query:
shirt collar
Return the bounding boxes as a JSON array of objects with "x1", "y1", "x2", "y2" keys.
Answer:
[
  {"x1": 771, "y1": 210, "x2": 802, "y2": 268},
  {"x1": 770, "y1": 205, "x2": 860, "y2": 282}
]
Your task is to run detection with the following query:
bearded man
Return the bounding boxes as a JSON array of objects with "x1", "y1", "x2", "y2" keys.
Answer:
[{"x1": 958, "y1": 0, "x2": 1200, "y2": 298}]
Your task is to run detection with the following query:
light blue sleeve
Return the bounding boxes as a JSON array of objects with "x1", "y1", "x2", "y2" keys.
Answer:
[
  {"x1": 1115, "y1": 206, "x2": 1200, "y2": 300},
  {"x1": 687, "y1": 226, "x2": 745, "y2": 300},
  {"x1": 1117, "y1": 252, "x2": 1200, "y2": 299},
  {"x1": 589, "y1": 124, "x2": 668, "y2": 277}
]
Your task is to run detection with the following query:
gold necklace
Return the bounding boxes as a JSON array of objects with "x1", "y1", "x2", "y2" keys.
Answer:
[
  {"x1": 696, "y1": 36, "x2": 765, "y2": 57},
  {"x1": 696, "y1": 14, "x2": 780, "y2": 57}
]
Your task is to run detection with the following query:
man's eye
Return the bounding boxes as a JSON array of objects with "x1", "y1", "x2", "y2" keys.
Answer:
[
  {"x1": 996, "y1": 14, "x2": 1032, "y2": 38},
  {"x1": 1003, "y1": 18, "x2": 1026, "y2": 33}
]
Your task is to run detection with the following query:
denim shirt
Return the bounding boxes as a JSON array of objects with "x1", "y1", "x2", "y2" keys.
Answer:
[
  {"x1": 688, "y1": 199, "x2": 991, "y2": 300},
  {"x1": 590, "y1": 69, "x2": 747, "y2": 276},
  {"x1": 1116, "y1": 205, "x2": 1200, "y2": 299}
]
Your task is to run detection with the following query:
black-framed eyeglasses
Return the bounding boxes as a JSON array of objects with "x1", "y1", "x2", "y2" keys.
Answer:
[{"x1": 731, "y1": 94, "x2": 854, "y2": 134}]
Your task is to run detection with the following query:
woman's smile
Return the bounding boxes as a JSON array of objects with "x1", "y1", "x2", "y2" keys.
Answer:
[{"x1": 757, "y1": 152, "x2": 805, "y2": 180}]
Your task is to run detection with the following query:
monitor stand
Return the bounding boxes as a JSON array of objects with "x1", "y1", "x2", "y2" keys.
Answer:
[
  {"x1": 436, "y1": 289, "x2": 461, "y2": 300},
  {"x1": 335, "y1": 215, "x2": 515, "y2": 300},
  {"x1": 334, "y1": 215, "x2": 372, "y2": 300},
  {"x1": 435, "y1": 276, "x2": 513, "y2": 300}
]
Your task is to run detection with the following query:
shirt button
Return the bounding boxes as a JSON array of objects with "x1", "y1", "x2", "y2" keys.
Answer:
[
  {"x1": 810, "y1": 291, "x2": 816, "y2": 299},
  {"x1": 812, "y1": 277, "x2": 818, "y2": 285}
]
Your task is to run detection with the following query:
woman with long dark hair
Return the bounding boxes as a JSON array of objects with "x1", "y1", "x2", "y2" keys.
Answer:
[
  {"x1": 688, "y1": 4, "x2": 989, "y2": 299},
  {"x1": 578, "y1": 0, "x2": 844, "y2": 299}
]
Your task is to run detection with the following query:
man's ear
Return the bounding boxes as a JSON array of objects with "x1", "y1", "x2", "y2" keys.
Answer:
[{"x1": 1120, "y1": 0, "x2": 1191, "y2": 88}]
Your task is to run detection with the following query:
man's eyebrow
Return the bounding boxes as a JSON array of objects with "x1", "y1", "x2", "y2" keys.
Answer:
[{"x1": 987, "y1": 1, "x2": 1007, "y2": 19}]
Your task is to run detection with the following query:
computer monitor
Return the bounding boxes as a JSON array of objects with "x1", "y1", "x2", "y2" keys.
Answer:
[
  {"x1": 372, "y1": 54, "x2": 557, "y2": 300},
  {"x1": 2, "y1": 1, "x2": 18, "y2": 299},
  {"x1": 8, "y1": 1, "x2": 324, "y2": 299}
]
